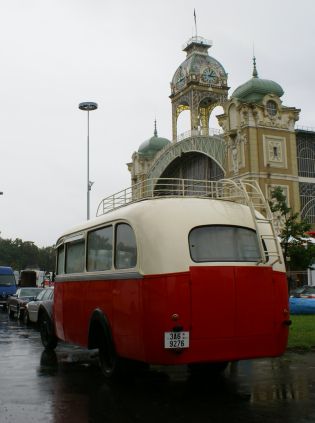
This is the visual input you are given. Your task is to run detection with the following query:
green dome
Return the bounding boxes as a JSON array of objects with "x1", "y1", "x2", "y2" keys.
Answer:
[
  {"x1": 138, "y1": 122, "x2": 171, "y2": 157},
  {"x1": 171, "y1": 36, "x2": 228, "y2": 95},
  {"x1": 231, "y1": 58, "x2": 284, "y2": 103}
]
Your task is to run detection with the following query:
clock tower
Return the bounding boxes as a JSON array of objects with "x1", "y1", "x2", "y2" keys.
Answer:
[{"x1": 170, "y1": 36, "x2": 229, "y2": 141}]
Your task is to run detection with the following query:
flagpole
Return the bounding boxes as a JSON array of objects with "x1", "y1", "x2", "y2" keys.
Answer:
[{"x1": 194, "y1": 9, "x2": 198, "y2": 38}]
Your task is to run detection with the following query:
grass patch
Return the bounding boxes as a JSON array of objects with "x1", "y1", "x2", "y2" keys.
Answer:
[{"x1": 287, "y1": 314, "x2": 315, "y2": 350}]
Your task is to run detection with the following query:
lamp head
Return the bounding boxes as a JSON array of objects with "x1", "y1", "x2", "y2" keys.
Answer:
[{"x1": 79, "y1": 102, "x2": 98, "y2": 111}]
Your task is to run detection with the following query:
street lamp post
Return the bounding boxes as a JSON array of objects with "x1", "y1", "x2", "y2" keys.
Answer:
[{"x1": 78, "y1": 101, "x2": 98, "y2": 220}]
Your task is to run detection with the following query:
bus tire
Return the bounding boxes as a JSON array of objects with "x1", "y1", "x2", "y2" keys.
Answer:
[
  {"x1": 39, "y1": 312, "x2": 58, "y2": 350},
  {"x1": 98, "y1": 329, "x2": 117, "y2": 378}
]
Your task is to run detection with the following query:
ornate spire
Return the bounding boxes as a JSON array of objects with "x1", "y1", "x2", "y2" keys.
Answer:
[
  {"x1": 252, "y1": 56, "x2": 258, "y2": 78},
  {"x1": 154, "y1": 119, "x2": 158, "y2": 137}
]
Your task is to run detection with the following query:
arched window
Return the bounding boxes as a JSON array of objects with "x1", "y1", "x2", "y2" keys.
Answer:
[
  {"x1": 209, "y1": 106, "x2": 224, "y2": 131},
  {"x1": 297, "y1": 144, "x2": 315, "y2": 177}
]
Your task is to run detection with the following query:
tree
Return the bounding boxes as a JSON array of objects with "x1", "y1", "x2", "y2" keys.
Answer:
[
  {"x1": 269, "y1": 186, "x2": 314, "y2": 270},
  {"x1": 0, "y1": 237, "x2": 55, "y2": 271}
]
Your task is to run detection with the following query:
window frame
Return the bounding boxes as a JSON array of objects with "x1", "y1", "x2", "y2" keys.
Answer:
[
  {"x1": 86, "y1": 225, "x2": 114, "y2": 272},
  {"x1": 64, "y1": 237, "x2": 86, "y2": 274},
  {"x1": 55, "y1": 221, "x2": 138, "y2": 276},
  {"x1": 56, "y1": 244, "x2": 65, "y2": 275},
  {"x1": 188, "y1": 224, "x2": 262, "y2": 263},
  {"x1": 114, "y1": 223, "x2": 138, "y2": 270}
]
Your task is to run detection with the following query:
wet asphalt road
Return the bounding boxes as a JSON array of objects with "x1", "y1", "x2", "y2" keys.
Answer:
[{"x1": 1, "y1": 309, "x2": 315, "y2": 423}]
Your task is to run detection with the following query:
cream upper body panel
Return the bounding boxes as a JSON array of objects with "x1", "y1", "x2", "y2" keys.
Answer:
[{"x1": 57, "y1": 198, "x2": 285, "y2": 275}]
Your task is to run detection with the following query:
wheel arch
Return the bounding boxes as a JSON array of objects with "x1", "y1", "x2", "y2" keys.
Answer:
[
  {"x1": 38, "y1": 303, "x2": 52, "y2": 321},
  {"x1": 88, "y1": 308, "x2": 115, "y2": 351}
]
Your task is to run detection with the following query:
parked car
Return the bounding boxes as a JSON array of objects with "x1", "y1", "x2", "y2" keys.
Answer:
[
  {"x1": 7, "y1": 287, "x2": 43, "y2": 320},
  {"x1": 299, "y1": 286, "x2": 315, "y2": 298},
  {"x1": 24, "y1": 287, "x2": 54, "y2": 324},
  {"x1": 290, "y1": 285, "x2": 315, "y2": 298},
  {"x1": 0, "y1": 266, "x2": 17, "y2": 310}
]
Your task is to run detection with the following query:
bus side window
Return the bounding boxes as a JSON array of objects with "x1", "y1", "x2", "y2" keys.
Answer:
[
  {"x1": 65, "y1": 239, "x2": 85, "y2": 274},
  {"x1": 57, "y1": 245, "x2": 65, "y2": 275},
  {"x1": 87, "y1": 226, "x2": 113, "y2": 271},
  {"x1": 115, "y1": 223, "x2": 137, "y2": 269}
]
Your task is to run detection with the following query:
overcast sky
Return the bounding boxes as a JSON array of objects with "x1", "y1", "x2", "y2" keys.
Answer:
[{"x1": 1, "y1": 0, "x2": 314, "y2": 247}]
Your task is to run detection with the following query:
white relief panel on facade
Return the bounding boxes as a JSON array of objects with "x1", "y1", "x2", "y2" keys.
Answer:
[{"x1": 263, "y1": 135, "x2": 287, "y2": 168}]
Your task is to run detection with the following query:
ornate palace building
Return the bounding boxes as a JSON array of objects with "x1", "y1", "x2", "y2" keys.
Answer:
[{"x1": 128, "y1": 35, "x2": 315, "y2": 225}]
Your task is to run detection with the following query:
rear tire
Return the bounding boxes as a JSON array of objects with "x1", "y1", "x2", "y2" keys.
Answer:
[
  {"x1": 39, "y1": 312, "x2": 57, "y2": 350},
  {"x1": 98, "y1": 331, "x2": 117, "y2": 378},
  {"x1": 23, "y1": 310, "x2": 30, "y2": 325}
]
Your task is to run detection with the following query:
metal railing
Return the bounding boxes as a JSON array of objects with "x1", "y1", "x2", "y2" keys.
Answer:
[
  {"x1": 177, "y1": 127, "x2": 223, "y2": 142},
  {"x1": 182, "y1": 36, "x2": 213, "y2": 50},
  {"x1": 96, "y1": 178, "x2": 269, "y2": 217},
  {"x1": 296, "y1": 125, "x2": 315, "y2": 133}
]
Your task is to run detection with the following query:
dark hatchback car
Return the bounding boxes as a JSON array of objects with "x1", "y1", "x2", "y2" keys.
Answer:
[{"x1": 7, "y1": 287, "x2": 43, "y2": 320}]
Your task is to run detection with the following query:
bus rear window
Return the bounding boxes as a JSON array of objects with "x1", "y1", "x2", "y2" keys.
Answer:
[
  {"x1": 87, "y1": 226, "x2": 113, "y2": 271},
  {"x1": 189, "y1": 225, "x2": 261, "y2": 262}
]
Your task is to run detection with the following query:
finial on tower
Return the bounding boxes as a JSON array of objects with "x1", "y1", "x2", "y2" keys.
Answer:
[
  {"x1": 154, "y1": 119, "x2": 158, "y2": 137},
  {"x1": 252, "y1": 56, "x2": 258, "y2": 78},
  {"x1": 194, "y1": 9, "x2": 198, "y2": 37}
]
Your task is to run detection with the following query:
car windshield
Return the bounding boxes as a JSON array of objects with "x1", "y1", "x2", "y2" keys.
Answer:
[
  {"x1": 19, "y1": 288, "x2": 42, "y2": 297},
  {"x1": 0, "y1": 274, "x2": 16, "y2": 286},
  {"x1": 35, "y1": 290, "x2": 47, "y2": 301}
]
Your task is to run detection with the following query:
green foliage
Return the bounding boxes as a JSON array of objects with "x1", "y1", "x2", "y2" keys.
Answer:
[
  {"x1": 0, "y1": 237, "x2": 55, "y2": 271},
  {"x1": 269, "y1": 186, "x2": 313, "y2": 270},
  {"x1": 288, "y1": 315, "x2": 315, "y2": 350}
]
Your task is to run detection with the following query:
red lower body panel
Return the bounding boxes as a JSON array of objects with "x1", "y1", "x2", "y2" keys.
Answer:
[
  {"x1": 141, "y1": 266, "x2": 289, "y2": 364},
  {"x1": 54, "y1": 266, "x2": 289, "y2": 365}
]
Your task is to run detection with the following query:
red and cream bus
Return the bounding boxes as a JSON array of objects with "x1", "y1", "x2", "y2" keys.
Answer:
[{"x1": 41, "y1": 178, "x2": 290, "y2": 377}]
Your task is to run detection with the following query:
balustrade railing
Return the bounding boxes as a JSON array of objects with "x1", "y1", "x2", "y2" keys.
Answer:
[{"x1": 96, "y1": 177, "x2": 267, "y2": 217}]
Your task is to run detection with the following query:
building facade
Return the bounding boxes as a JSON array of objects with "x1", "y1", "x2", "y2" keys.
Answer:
[{"x1": 128, "y1": 35, "x2": 315, "y2": 225}]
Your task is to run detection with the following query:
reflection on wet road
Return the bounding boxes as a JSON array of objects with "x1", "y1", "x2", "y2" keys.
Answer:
[{"x1": 1, "y1": 309, "x2": 315, "y2": 423}]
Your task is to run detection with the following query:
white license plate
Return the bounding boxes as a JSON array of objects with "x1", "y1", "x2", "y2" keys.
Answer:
[{"x1": 164, "y1": 331, "x2": 189, "y2": 349}]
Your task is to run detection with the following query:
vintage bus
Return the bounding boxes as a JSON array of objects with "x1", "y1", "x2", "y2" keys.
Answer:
[{"x1": 41, "y1": 178, "x2": 290, "y2": 377}]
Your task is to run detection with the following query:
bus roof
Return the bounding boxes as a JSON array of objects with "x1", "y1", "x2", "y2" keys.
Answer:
[
  {"x1": 57, "y1": 177, "x2": 272, "y2": 245},
  {"x1": 57, "y1": 197, "x2": 256, "y2": 243}
]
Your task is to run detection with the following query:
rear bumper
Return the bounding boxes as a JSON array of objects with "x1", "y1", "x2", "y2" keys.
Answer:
[{"x1": 145, "y1": 331, "x2": 288, "y2": 365}]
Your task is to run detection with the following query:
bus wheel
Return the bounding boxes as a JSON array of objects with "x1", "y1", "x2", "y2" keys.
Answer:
[
  {"x1": 188, "y1": 361, "x2": 229, "y2": 376},
  {"x1": 98, "y1": 332, "x2": 117, "y2": 378},
  {"x1": 39, "y1": 312, "x2": 58, "y2": 350}
]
